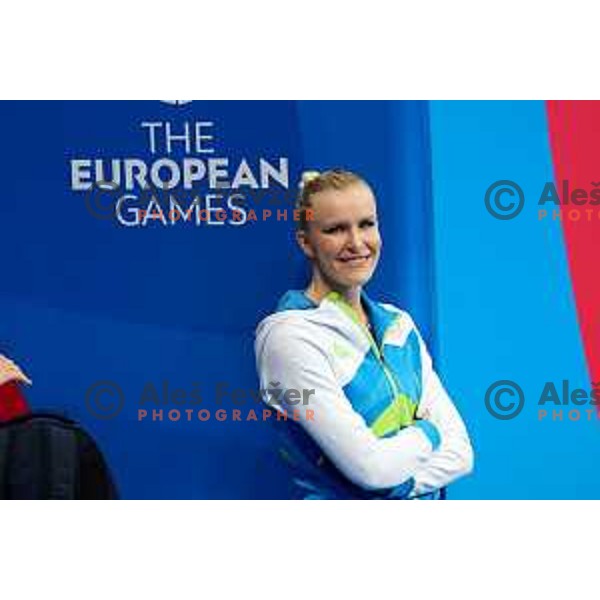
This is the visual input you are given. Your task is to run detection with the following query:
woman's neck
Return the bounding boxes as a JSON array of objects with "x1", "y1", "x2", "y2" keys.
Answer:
[{"x1": 305, "y1": 276, "x2": 367, "y2": 324}]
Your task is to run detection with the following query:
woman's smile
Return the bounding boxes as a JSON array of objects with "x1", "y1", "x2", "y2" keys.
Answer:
[{"x1": 337, "y1": 254, "x2": 372, "y2": 266}]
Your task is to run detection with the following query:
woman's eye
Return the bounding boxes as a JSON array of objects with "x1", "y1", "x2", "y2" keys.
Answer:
[
  {"x1": 360, "y1": 220, "x2": 375, "y2": 228},
  {"x1": 323, "y1": 226, "x2": 343, "y2": 234}
]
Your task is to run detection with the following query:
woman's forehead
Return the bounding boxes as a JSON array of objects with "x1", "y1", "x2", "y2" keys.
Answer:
[{"x1": 310, "y1": 183, "x2": 377, "y2": 216}]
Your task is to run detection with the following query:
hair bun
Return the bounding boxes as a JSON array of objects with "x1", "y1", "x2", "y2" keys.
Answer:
[{"x1": 299, "y1": 170, "x2": 321, "y2": 189}]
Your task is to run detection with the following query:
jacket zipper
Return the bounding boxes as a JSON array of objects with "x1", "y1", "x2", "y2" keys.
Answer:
[{"x1": 327, "y1": 293, "x2": 414, "y2": 426}]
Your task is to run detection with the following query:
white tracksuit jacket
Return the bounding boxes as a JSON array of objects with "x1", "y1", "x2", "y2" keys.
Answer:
[{"x1": 254, "y1": 289, "x2": 474, "y2": 499}]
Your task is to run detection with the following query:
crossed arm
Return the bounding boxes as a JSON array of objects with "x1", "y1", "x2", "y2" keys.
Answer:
[{"x1": 257, "y1": 321, "x2": 474, "y2": 497}]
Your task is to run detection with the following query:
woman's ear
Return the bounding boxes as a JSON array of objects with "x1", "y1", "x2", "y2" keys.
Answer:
[{"x1": 295, "y1": 229, "x2": 315, "y2": 259}]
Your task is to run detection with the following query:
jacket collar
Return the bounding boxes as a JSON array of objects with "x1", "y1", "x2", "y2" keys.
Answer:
[{"x1": 276, "y1": 289, "x2": 398, "y2": 348}]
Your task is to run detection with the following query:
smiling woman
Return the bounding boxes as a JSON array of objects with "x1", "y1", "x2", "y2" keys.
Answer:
[
  {"x1": 295, "y1": 170, "x2": 381, "y2": 326},
  {"x1": 254, "y1": 169, "x2": 474, "y2": 500}
]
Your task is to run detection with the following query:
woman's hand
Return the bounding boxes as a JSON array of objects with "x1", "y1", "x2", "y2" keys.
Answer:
[{"x1": 0, "y1": 354, "x2": 32, "y2": 387}]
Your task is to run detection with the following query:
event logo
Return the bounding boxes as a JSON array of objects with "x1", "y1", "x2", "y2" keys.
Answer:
[{"x1": 68, "y1": 117, "x2": 295, "y2": 227}]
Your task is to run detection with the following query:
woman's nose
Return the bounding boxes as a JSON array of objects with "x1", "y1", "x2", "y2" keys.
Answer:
[{"x1": 346, "y1": 227, "x2": 363, "y2": 250}]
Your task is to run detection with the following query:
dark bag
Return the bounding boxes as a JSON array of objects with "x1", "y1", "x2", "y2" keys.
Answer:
[{"x1": 0, "y1": 413, "x2": 118, "y2": 499}]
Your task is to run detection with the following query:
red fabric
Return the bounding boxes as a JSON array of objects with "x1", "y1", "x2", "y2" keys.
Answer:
[{"x1": 0, "y1": 381, "x2": 30, "y2": 421}]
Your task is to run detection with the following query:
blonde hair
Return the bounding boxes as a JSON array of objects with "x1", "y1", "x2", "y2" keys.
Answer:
[{"x1": 296, "y1": 168, "x2": 369, "y2": 230}]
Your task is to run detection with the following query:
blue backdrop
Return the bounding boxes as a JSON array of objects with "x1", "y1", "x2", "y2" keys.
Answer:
[{"x1": 0, "y1": 100, "x2": 435, "y2": 498}]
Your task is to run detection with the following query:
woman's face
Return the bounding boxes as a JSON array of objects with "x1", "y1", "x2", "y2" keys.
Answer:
[{"x1": 297, "y1": 182, "x2": 382, "y2": 292}]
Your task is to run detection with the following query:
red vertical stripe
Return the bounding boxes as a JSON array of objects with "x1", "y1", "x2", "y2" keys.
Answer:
[{"x1": 546, "y1": 101, "x2": 600, "y2": 391}]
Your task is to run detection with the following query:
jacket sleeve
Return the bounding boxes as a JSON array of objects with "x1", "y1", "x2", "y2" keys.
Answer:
[
  {"x1": 256, "y1": 319, "x2": 440, "y2": 491},
  {"x1": 410, "y1": 323, "x2": 474, "y2": 496}
]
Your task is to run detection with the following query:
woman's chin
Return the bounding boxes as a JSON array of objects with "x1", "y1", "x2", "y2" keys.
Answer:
[{"x1": 333, "y1": 272, "x2": 374, "y2": 289}]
